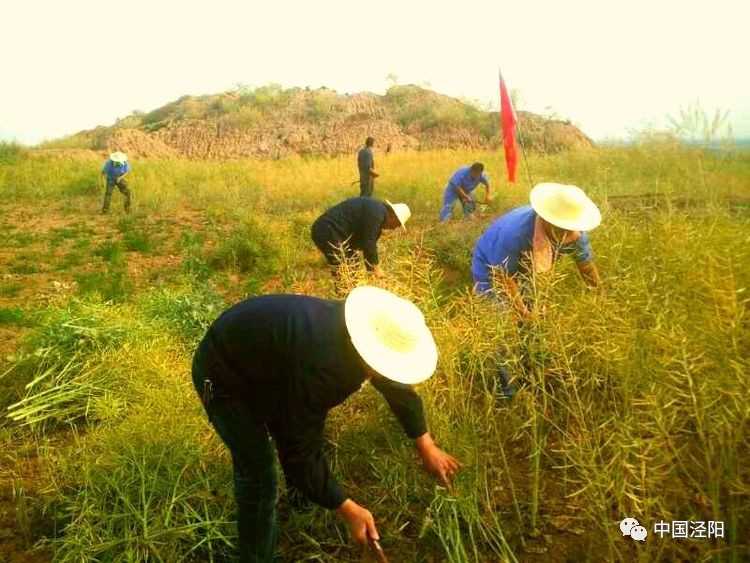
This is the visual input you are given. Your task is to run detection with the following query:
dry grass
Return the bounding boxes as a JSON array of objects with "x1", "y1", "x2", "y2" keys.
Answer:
[{"x1": 0, "y1": 145, "x2": 748, "y2": 561}]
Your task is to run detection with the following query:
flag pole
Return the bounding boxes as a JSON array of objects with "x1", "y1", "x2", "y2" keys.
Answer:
[{"x1": 516, "y1": 121, "x2": 534, "y2": 189}]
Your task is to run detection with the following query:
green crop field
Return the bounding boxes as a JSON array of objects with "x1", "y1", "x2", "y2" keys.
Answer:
[{"x1": 0, "y1": 145, "x2": 748, "y2": 562}]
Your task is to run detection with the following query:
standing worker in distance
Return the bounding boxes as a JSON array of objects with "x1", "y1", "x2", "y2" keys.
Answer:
[
  {"x1": 192, "y1": 286, "x2": 461, "y2": 562},
  {"x1": 100, "y1": 151, "x2": 132, "y2": 214},
  {"x1": 311, "y1": 196, "x2": 410, "y2": 283},
  {"x1": 357, "y1": 137, "x2": 379, "y2": 197},
  {"x1": 438, "y1": 162, "x2": 491, "y2": 222}
]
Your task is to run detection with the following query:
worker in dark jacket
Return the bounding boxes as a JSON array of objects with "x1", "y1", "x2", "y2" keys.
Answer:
[
  {"x1": 192, "y1": 286, "x2": 460, "y2": 562},
  {"x1": 357, "y1": 137, "x2": 378, "y2": 196},
  {"x1": 311, "y1": 197, "x2": 411, "y2": 280}
]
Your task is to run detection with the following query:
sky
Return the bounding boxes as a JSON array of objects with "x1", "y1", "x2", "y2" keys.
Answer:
[{"x1": 1, "y1": 0, "x2": 748, "y2": 144}]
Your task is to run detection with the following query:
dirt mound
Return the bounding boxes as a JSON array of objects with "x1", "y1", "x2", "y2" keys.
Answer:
[
  {"x1": 103, "y1": 128, "x2": 178, "y2": 159},
  {"x1": 47, "y1": 85, "x2": 594, "y2": 159},
  {"x1": 514, "y1": 112, "x2": 595, "y2": 154},
  {"x1": 150, "y1": 117, "x2": 419, "y2": 160}
]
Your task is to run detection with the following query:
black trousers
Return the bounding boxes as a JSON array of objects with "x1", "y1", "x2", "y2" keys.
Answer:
[
  {"x1": 192, "y1": 356, "x2": 278, "y2": 562},
  {"x1": 311, "y1": 221, "x2": 355, "y2": 266}
]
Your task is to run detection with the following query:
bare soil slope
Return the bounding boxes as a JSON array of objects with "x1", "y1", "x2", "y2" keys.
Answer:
[{"x1": 46, "y1": 85, "x2": 594, "y2": 159}]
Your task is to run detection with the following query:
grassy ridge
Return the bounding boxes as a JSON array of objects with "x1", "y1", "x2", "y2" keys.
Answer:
[{"x1": 0, "y1": 145, "x2": 748, "y2": 561}]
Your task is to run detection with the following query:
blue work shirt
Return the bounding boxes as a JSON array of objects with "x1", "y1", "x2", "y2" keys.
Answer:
[
  {"x1": 471, "y1": 205, "x2": 593, "y2": 291},
  {"x1": 102, "y1": 159, "x2": 130, "y2": 181},
  {"x1": 445, "y1": 166, "x2": 490, "y2": 198}
]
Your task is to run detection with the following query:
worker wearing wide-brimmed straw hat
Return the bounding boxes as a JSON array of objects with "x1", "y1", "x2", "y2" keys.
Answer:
[
  {"x1": 100, "y1": 151, "x2": 132, "y2": 213},
  {"x1": 472, "y1": 182, "x2": 602, "y2": 314},
  {"x1": 471, "y1": 183, "x2": 602, "y2": 397},
  {"x1": 192, "y1": 286, "x2": 460, "y2": 561},
  {"x1": 312, "y1": 196, "x2": 411, "y2": 288}
]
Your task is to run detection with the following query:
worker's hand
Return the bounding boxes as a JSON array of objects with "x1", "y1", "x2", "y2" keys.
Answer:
[
  {"x1": 484, "y1": 196, "x2": 492, "y2": 204},
  {"x1": 516, "y1": 305, "x2": 534, "y2": 323},
  {"x1": 372, "y1": 265, "x2": 385, "y2": 279},
  {"x1": 371, "y1": 171, "x2": 380, "y2": 178},
  {"x1": 336, "y1": 499, "x2": 379, "y2": 547},
  {"x1": 415, "y1": 433, "x2": 461, "y2": 490}
]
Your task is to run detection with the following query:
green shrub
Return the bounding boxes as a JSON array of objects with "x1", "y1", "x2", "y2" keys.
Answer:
[
  {"x1": 9, "y1": 261, "x2": 41, "y2": 274},
  {"x1": 51, "y1": 414, "x2": 234, "y2": 562},
  {"x1": 0, "y1": 141, "x2": 24, "y2": 164},
  {"x1": 0, "y1": 280, "x2": 22, "y2": 297},
  {"x1": 0, "y1": 307, "x2": 26, "y2": 325},
  {"x1": 208, "y1": 219, "x2": 279, "y2": 277},
  {"x1": 141, "y1": 285, "x2": 224, "y2": 343},
  {"x1": 118, "y1": 218, "x2": 155, "y2": 253},
  {"x1": 3, "y1": 301, "x2": 131, "y2": 426},
  {"x1": 94, "y1": 240, "x2": 125, "y2": 265},
  {"x1": 78, "y1": 241, "x2": 131, "y2": 302}
]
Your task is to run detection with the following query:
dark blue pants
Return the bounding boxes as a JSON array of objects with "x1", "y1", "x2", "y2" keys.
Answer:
[
  {"x1": 359, "y1": 174, "x2": 374, "y2": 197},
  {"x1": 102, "y1": 178, "x2": 131, "y2": 212},
  {"x1": 192, "y1": 358, "x2": 279, "y2": 562}
]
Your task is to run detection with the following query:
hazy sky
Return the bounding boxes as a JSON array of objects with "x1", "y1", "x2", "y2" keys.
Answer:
[{"x1": 1, "y1": 0, "x2": 747, "y2": 144}]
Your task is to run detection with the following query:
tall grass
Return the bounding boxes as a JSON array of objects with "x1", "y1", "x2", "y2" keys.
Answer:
[{"x1": 0, "y1": 145, "x2": 748, "y2": 561}]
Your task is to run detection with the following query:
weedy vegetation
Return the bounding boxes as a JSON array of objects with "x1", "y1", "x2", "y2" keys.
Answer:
[{"x1": 0, "y1": 143, "x2": 748, "y2": 562}]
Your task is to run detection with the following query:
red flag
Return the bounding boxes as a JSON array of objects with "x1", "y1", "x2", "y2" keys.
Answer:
[{"x1": 499, "y1": 70, "x2": 518, "y2": 183}]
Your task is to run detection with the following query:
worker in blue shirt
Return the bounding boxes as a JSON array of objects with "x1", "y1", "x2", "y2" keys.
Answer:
[
  {"x1": 438, "y1": 162, "x2": 491, "y2": 222},
  {"x1": 472, "y1": 182, "x2": 601, "y2": 316},
  {"x1": 472, "y1": 183, "x2": 602, "y2": 397},
  {"x1": 192, "y1": 286, "x2": 460, "y2": 562},
  {"x1": 100, "y1": 151, "x2": 131, "y2": 213},
  {"x1": 357, "y1": 137, "x2": 378, "y2": 197}
]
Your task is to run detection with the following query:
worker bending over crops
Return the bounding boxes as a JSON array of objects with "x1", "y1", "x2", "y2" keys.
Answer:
[
  {"x1": 311, "y1": 196, "x2": 410, "y2": 283},
  {"x1": 438, "y1": 162, "x2": 491, "y2": 222},
  {"x1": 192, "y1": 286, "x2": 460, "y2": 562},
  {"x1": 100, "y1": 151, "x2": 132, "y2": 213},
  {"x1": 471, "y1": 183, "x2": 601, "y2": 396}
]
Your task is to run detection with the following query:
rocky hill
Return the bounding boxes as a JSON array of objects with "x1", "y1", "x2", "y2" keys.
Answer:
[{"x1": 46, "y1": 85, "x2": 594, "y2": 159}]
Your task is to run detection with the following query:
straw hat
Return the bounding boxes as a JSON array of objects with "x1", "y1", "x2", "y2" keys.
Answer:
[
  {"x1": 384, "y1": 200, "x2": 411, "y2": 230},
  {"x1": 344, "y1": 286, "x2": 437, "y2": 385},
  {"x1": 529, "y1": 183, "x2": 601, "y2": 232},
  {"x1": 109, "y1": 151, "x2": 128, "y2": 163}
]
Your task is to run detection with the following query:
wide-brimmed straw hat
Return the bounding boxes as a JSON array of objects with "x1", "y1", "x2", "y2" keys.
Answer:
[
  {"x1": 529, "y1": 183, "x2": 601, "y2": 232},
  {"x1": 344, "y1": 286, "x2": 437, "y2": 385},
  {"x1": 384, "y1": 200, "x2": 411, "y2": 230},
  {"x1": 109, "y1": 151, "x2": 128, "y2": 163}
]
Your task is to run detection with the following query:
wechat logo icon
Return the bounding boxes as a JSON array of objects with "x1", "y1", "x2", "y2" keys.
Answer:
[{"x1": 621, "y1": 518, "x2": 648, "y2": 541}]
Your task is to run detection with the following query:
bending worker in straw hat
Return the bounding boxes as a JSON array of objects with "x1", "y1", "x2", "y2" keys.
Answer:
[
  {"x1": 438, "y1": 162, "x2": 491, "y2": 222},
  {"x1": 472, "y1": 182, "x2": 601, "y2": 315},
  {"x1": 312, "y1": 196, "x2": 411, "y2": 281},
  {"x1": 472, "y1": 183, "x2": 601, "y2": 397},
  {"x1": 100, "y1": 151, "x2": 132, "y2": 213},
  {"x1": 192, "y1": 286, "x2": 460, "y2": 562}
]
